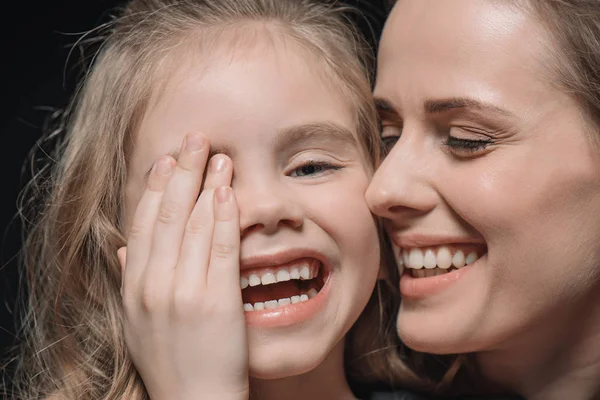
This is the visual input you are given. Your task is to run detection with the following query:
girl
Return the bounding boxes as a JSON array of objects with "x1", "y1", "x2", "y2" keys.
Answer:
[
  {"x1": 369, "y1": 0, "x2": 600, "y2": 398},
  {"x1": 10, "y1": 0, "x2": 423, "y2": 398}
]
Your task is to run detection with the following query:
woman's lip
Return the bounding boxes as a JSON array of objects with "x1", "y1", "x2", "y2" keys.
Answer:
[
  {"x1": 244, "y1": 269, "x2": 332, "y2": 328},
  {"x1": 399, "y1": 254, "x2": 485, "y2": 299},
  {"x1": 400, "y1": 266, "x2": 473, "y2": 299},
  {"x1": 390, "y1": 234, "x2": 486, "y2": 249}
]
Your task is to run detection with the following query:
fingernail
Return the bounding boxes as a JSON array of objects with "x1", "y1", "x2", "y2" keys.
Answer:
[
  {"x1": 215, "y1": 186, "x2": 232, "y2": 203},
  {"x1": 156, "y1": 157, "x2": 173, "y2": 176},
  {"x1": 185, "y1": 134, "x2": 205, "y2": 152},
  {"x1": 210, "y1": 155, "x2": 227, "y2": 173}
]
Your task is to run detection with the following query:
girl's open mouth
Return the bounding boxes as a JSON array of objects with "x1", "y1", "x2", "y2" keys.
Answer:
[
  {"x1": 239, "y1": 257, "x2": 332, "y2": 328},
  {"x1": 240, "y1": 258, "x2": 327, "y2": 311}
]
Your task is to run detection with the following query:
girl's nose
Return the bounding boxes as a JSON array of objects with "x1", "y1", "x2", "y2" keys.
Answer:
[{"x1": 236, "y1": 181, "x2": 303, "y2": 236}]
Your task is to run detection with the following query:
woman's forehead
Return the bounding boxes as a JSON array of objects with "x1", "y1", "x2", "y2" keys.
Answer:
[{"x1": 376, "y1": 0, "x2": 555, "y2": 113}]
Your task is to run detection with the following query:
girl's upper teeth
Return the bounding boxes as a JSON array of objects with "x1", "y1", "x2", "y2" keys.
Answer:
[
  {"x1": 400, "y1": 246, "x2": 482, "y2": 270},
  {"x1": 239, "y1": 261, "x2": 317, "y2": 289}
]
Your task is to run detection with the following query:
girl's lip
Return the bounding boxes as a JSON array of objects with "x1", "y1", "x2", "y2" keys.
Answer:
[
  {"x1": 399, "y1": 254, "x2": 486, "y2": 299},
  {"x1": 243, "y1": 268, "x2": 332, "y2": 328},
  {"x1": 241, "y1": 248, "x2": 329, "y2": 272}
]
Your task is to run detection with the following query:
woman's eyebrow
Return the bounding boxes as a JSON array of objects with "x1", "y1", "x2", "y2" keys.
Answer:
[
  {"x1": 374, "y1": 96, "x2": 515, "y2": 119},
  {"x1": 424, "y1": 97, "x2": 515, "y2": 117}
]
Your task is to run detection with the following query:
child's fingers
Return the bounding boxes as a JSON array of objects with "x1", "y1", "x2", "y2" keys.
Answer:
[
  {"x1": 146, "y1": 133, "x2": 209, "y2": 280},
  {"x1": 203, "y1": 155, "x2": 234, "y2": 192},
  {"x1": 207, "y1": 186, "x2": 241, "y2": 300},
  {"x1": 177, "y1": 155, "x2": 233, "y2": 288},
  {"x1": 124, "y1": 156, "x2": 174, "y2": 292}
]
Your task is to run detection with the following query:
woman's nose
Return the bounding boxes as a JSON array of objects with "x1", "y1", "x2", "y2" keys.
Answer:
[{"x1": 366, "y1": 132, "x2": 438, "y2": 221}]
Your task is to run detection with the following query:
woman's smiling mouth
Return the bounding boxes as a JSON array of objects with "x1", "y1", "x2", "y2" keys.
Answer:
[
  {"x1": 399, "y1": 245, "x2": 486, "y2": 277},
  {"x1": 392, "y1": 241, "x2": 488, "y2": 299}
]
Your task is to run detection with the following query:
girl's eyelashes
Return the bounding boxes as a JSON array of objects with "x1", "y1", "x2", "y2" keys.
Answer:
[
  {"x1": 288, "y1": 160, "x2": 343, "y2": 178},
  {"x1": 442, "y1": 136, "x2": 493, "y2": 157}
]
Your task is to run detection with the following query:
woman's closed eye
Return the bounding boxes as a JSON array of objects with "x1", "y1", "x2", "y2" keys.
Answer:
[
  {"x1": 379, "y1": 123, "x2": 401, "y2": 156},
  {"x1": 379, "y1": 122, "x2": 496, "y2": 158},
  {"x1": 443, "y1": 136, "x2": 492, "y2": 151},
  {"x1": 442, "y1": 127, "x2": 495, "y2": 158},
  {"x1": 381, "y1": 135, "x2": 400, "y2": 155}
]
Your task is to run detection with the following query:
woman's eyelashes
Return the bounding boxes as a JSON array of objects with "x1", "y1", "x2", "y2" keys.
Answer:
[
  {"x1": 378, "y1": 123, "x2": 495, "y2": 158},
  {"x1": 288, "y1": 160, "x2": 343, "y2": 178},
  {"x1": 443, "y1": 136, "x2": 493, "y2": 155}
]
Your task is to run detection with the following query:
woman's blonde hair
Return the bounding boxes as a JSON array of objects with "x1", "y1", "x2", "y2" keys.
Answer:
[{"x1": 9, "y1": 0, "x2": 423, "y2": 398}]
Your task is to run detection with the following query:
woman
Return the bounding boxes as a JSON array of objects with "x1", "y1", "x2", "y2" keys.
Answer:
[{"x1": 368, "y1": 0, "x2": 600, "y2": 398}]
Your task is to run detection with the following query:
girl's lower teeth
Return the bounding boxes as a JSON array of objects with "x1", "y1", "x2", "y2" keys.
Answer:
[{"x1": 244, "y1": 289, "x2": 318, "y2": 312}]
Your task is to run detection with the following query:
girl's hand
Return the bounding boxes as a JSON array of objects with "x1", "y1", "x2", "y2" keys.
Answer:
[{"x1": 118, "y1": 133, "x2": 248, "y2": 400}]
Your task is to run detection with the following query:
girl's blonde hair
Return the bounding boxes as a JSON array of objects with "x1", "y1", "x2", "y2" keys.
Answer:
[{"x1": 10, "y1": 0, "x2": 423, "y2": 398}]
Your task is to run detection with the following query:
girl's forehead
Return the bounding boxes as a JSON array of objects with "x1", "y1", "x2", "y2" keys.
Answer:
[
  {"x1": 141, "y1": 36, "x2": 357, "y2": 136},
  {"x1": 155, "y1": 24, "x2": 340, "y2": 95},
  {"x1": 128, "y1": 37, "x2": 367, "y2": 175}
]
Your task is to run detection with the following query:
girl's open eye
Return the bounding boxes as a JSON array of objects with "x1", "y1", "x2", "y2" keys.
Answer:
[{"x1": 288, "y1": 161, "x2": 342, "y2": 178}]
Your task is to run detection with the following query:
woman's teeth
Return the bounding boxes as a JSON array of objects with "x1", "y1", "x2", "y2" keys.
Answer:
[{"x1": 399, "y1": 246, "x2": 483, "y2": 278}]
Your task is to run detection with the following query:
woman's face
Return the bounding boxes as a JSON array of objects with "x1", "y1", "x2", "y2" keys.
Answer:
[
  {"x1": 124, "y1": 33, "x2": 380, "y2": 379},
  {"x1": 367, "y1": 0, "x2": 600, "y2": 354}
]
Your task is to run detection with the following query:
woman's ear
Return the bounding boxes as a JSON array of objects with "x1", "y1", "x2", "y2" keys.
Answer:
[
  {"x1": 117, "y1": 246, "x2": 127, "y2": 296},
  {"x1": 117, "y1": 246, "x2": 127, "y2": 272}
]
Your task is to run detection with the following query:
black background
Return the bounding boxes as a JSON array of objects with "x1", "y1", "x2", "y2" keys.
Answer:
[{"x1": 0, "y1": 0, "x2": 388, "y2": 377}]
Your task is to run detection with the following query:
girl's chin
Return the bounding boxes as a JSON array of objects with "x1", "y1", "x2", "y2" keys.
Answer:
[{"x1": 248, "y1": 353, "x2": 324, "y2": 380}]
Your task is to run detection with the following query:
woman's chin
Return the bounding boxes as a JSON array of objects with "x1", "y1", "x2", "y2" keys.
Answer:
[{"x1": 397, "y1": 311, "x2": 477, "y2": 355}]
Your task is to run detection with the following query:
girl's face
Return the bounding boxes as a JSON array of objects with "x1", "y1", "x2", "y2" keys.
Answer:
[
  {"x1": 367, "y1": 0, "x2": 600, "y2": 355},
  {"x1": 124, "y1": 34, "x2": 380, "y2": 379}
]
